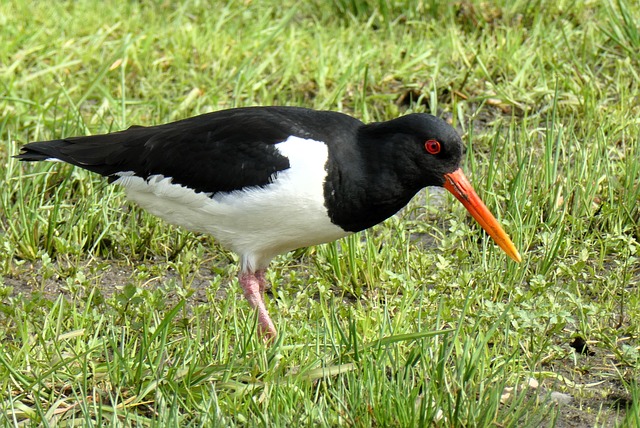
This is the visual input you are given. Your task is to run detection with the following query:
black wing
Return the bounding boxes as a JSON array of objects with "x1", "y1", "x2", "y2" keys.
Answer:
[{"x1": 16, "y1": 106, "x2": 362, "y2": 194}]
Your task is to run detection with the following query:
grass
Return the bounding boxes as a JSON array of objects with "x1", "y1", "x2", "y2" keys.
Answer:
[{"x1": 1, "y1": 0, "x2": 639, "y2": 426}]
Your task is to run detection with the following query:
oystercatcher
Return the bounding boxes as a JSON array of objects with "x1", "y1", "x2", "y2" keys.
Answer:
[{"x1": 16, "y1": 106, "x2": 521, "y2": 340}]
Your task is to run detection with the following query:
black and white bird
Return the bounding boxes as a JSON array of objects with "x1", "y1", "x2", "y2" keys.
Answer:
[{"x1": 16, "y1": 106, "x2": 521, "y2": 340}]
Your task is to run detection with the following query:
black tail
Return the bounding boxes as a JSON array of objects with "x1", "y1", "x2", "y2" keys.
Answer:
[
  {"x1": 14, "y1": 126, "x2": 153, "y2": 178},
  {"x1": 15, "y1": 139, "x2": 73, "y2": 162}
]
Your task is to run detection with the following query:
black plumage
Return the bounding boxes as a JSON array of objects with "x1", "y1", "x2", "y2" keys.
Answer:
[
  {"x1": 17, "y1": 107, "x2": 361, "y2": 195},
  {"x1": 323, "y1": 114, "x2": 463, "y2": 232}
]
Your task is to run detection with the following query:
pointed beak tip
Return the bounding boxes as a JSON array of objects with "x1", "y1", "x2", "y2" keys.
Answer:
[{"x1": 510, "y1": 250, "x2": 523, "y2": 263}]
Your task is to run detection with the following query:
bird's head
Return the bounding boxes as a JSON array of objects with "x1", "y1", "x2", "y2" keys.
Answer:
[{"x1": 369, "y1": 113, "x2": 522, "y2": 262}]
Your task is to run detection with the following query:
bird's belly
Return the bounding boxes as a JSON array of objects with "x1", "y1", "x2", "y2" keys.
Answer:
[{"x1": 117, "y1": 173, "x2": 349, "y2": 271}]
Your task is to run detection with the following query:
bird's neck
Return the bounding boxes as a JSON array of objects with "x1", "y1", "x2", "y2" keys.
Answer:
[{"x1": 323, "y1": 135, "x2": 421, "y2": 233}]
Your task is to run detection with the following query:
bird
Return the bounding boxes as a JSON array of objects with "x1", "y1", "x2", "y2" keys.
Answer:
[{"x1": 16, "y1": 106, "x2": 521, "y2": 340}]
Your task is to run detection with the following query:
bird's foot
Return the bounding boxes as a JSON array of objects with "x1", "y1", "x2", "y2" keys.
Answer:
[{"x1": 239, "y1": 271, "x2": 277, "y2": 342}]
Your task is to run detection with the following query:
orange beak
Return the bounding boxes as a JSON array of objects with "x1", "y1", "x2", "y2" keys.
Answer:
[{"x1": 443, "y1": 168, "x2": 521, "y2": 262}]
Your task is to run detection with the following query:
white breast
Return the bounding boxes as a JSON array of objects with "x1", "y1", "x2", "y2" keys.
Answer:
[{"x1": 114, "y1": 136, "x2": 350, "y2": 272}]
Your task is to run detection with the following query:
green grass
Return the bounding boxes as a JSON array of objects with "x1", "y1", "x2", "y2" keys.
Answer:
[{"x1": 1, "y1": 0, "x2": 639, "y2": 426}]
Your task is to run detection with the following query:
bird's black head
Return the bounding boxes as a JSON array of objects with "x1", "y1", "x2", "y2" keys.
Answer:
[
  {"x1": 350, "y1": 113, "x2": 522, "y2": 263},
  {"x1": 359, "y1": 113, "x2": 464, "y2": 189}
]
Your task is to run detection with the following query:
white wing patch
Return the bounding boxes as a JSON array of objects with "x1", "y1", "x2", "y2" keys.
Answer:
[{"x1": 113, "y1": 136, "x2": 350, "y2": 272}]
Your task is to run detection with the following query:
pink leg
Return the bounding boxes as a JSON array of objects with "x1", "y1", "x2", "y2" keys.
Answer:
[
  {"x1": 239, "y1": 271, "x2": 277, "y2": 341},
  {"x1": 255, "y1": 269, "x2": 268, "y2": 297}
]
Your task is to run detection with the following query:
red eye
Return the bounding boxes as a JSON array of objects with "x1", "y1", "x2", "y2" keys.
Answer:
[{"x1": 425, "y1": 139, "x2": 441, "y2": 154}]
